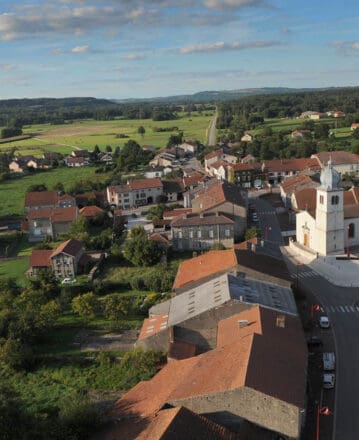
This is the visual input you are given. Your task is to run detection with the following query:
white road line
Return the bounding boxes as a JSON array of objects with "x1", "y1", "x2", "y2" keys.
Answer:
[
  {"x1": 349, "y1": 306, "x2": 355, "y2": 312},
  {"x1": 345, "y1": 306, "x2": 351, "y2": 312},
  {"x1": 339, "y1": 306, "x2": 345, "y2": 312},
  {"x1": 356, "y1": 306, "x2": 359, "y2": 312},
  {"x1": 331, "y1": 306, "x2": 337, "y2": 312}
]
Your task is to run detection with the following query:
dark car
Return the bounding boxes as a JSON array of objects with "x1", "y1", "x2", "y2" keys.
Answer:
[{"x1": 307, "y1": 336, "x2": 323, "y2": 347}]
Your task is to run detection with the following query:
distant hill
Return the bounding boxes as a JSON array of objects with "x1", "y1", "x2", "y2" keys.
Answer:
[
  {"x1": 0, "y1": 97, "x2": 114, "y2": 111},
  {"x1": 113, "y1": 87, "x2": 330, "y2": 104}
]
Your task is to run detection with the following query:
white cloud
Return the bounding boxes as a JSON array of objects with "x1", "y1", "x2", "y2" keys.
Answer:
[
  {"x1": 124, "y1": 53, "x2": 145, "y2": 60},
  {"x1": 352, "y1": 42, "x2": 359, "y2": 50},
  {"x1": 0, "y1": 63, "x2": 17, "y2": 71},
  {"x1": 203, "y1": 0, "x2": 266, "y2": 10},
  {"x1": 178, "y1": 40, "x2": 279, "y2": 54},
  {"x1": 71, "y1": 44, "x2": 90, "y2": 53}
]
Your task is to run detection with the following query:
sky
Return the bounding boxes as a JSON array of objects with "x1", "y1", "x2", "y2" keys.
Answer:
[{"x1": 0, "y1": 0, "x2": 359, "y2": 99}]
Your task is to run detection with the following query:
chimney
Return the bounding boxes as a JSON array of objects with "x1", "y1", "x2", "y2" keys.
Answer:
[
  {"x1": 238, "y1": 319, "x2": 249, "y2": 328},
  {"x1": 276, "y1": 315, "x2": 286, "y2": 328}
]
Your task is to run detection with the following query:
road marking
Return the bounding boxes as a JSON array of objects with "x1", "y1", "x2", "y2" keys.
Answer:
[
  {"x1": 349, "y1": 306, "x2": 355, "y2": 312},
  {"x1": 339, "y1": 306, "x2": 345, "y2": 312},
  {"x1": 356, "y1": 306, "x2": 359, "y2": 312},
  {"x1": 344, "y1": 306, "x2": 351, "y2": 312}
]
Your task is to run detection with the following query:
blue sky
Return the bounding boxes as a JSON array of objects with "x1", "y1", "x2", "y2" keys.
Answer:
[{"x1": 0, "y1": 0, "x2": 359, "y2": 99}]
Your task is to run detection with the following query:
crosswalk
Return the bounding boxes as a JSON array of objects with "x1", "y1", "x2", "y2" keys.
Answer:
[
  {"x1": 291, "y1": 270, "x2": 318, "y2": 279},
  {"x1": 325, "y1": 305, "x2": 359, "y2": 314},
  {"x1": 256, "y1": 210, "x2": 276, "y2": 216}
]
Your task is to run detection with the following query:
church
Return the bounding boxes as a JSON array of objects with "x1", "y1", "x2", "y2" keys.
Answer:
[{"x1": 295, "y1": 159, "x2": 359, "y2": 256}]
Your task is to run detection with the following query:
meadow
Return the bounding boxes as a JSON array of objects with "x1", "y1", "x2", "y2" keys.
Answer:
[
  {"x1": 0, "y1": 166, "x2": 112, "y2": 216},
  {"x1": 0, "y1": 111, "x2": 214, "y2": 157}
]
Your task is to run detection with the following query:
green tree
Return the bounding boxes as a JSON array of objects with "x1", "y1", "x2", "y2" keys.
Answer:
[
  {"x1": 0, "y1": 337, "x2": 33, "y2": 369},
  {"x1": 245, "y1": 226, "x2": 261, "y2": 240},
  {"x1": 72, "y1": 292, "x2": 99, "y2": 321},
  {"x1": 64, "y1": 217, "x2": 90, "y2": 245},
  {"x1": 124, "y1": 226, "x2": 162, "y2": 266},
  {"x1": 103, "y1": 295, "x2": 131, "y2": 321},
  {"x1": 137, "y1": 126, "x2": 146, "y2": 137}
]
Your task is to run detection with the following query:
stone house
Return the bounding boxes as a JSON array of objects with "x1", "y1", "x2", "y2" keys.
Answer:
[
  {"x1": 106, "y1": 178, "x2": 164, "y2": 209},
  {"x1": 311, "y1": 150, "x2": 359, "y2": 177},
  {"x1": 28, "y1": 239, "x2": 87, "y2": 278},
  {"x1": 171, "y1": 212, "x2": 234, "y2": 251},
  {"x1": 204, "y1": 148, "x2": 238, "y2": 173},
  {"x1": 191, "y1": 180, "x2": 247, "y2": 240},
  {"x1": 226, "y1": 162, "x2": 264, "y2": 189},
  {"x1": 27, "y1": 206, "x2": 79, "y2": 241},
  {"x1": 162, "y1": 179, "x2": 184, "y2": 202},
  {"x1": 263, "y1": 158, "x2": 321, "y2": 185},
  {"x1": 25, "y1": 191, "x2": 76, "y2": 212}
]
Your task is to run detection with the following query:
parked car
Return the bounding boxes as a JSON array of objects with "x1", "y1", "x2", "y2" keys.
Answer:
[
  {"x1": 323, "y1": 373, "x2": 335, "y2": 389},
  {"x1": 319, "y1": 316, "x2": 330, "y2": 328},
  {"x1": 61, "y1": 278, "x2": 76, "y2": 285},
  {"x1": 323, "y1": 352, "x2": 335, "y2": 371},
  {"x1": 307, "y1": 336, "x2": 323, "y2": 347}
]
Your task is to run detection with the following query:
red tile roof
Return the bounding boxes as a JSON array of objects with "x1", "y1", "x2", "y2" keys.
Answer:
[
  {"x1": 312, "y1": 151, "x2": 359, "y2": 166},
  {"x1": 193, "y1": 180, "x2": 245, "y2": 211},
  {"x1": 280, "y1": 174, "x2": 316, "y2": 193},
  {"x1": 129, "y1": 178, "x2": 163, "y2": 190},
  {"x1": 204, "y1": 149, "x2": 223, "y2": 161},
  {"x1": 51, "y1": 239, "x2": 82, "y2": 258},
  {"x1": 163, "y1": 208, "x2": 192, "y2": 220},
  {"x1": 234, "y1": 237, "x2": 258, "y2": 250},
  {"x1": 79, "y1": 205, "x2": 104, "y2": 218},
  {"x1": 137, "y1": 406, "x2": 239, "y2": 440},
  {"x1": 138, "y1": 314, "x2": 169, "y2": 341},
  {"x1": 264, "y1": 158, "x2": 320, "y2": 172},
  {"x1": 29, "y1": 250, "x2": 53, "y2": 268},
  {"x1": 231, "y1": 162, "x2": 262, "y2": 171},
  {"x1": 183, "y1": 172, "x2": 206, "y2": 188},
  {"x1": 27, "y1": 206, "x2": 78, "y2": 223},
  {"x1": 25, "y1": 191, "x2": 59, "y2": 209},
  {"x1": 292, "y1": 188, "x2": 317, "y2": 212},
  {"x1": 168, "y1": 340, "x2": 197, "y2": 361},
  {"x1": 173, "y1": 249, "x2": 238, "y2": 290},
  {"x1": 149, "y1": 233, "x2": 170, "y2": 245}
]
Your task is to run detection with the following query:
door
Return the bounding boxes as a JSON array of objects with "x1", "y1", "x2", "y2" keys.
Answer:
[{"x1": 304, "y1": 232, "x2": 309, "y2": 247}]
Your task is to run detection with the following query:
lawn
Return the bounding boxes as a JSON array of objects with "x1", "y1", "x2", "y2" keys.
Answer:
[
  {"x1": 0, "y1": 256, "x2": 30, "y2": 285},
  {"x1": 0, "y1": 166, "x2": 112, "y2": 216},
  {"x1": 0, "y1": 112, "x2": 214, "y2": 156}
]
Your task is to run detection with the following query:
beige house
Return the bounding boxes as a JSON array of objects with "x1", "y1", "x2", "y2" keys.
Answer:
[
  {"x1": 107, "y1": 178, "x2": 164, "y2": 209},
  {"x1": 311, "y1": 151, "x2": 359, "y2": 177}
]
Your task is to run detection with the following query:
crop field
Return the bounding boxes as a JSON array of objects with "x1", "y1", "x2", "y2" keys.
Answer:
[
  {"x1": 0, "y1": 111, "x2": 214, "y2": 156},
  {"x1": 0, "y1": 167, "x2": 112, "y2": 216}
]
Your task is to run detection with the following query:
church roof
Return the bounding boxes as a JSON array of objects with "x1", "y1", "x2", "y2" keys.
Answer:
[{"x1": 319, "y1": 159, "x2": 341, "y2": 191}]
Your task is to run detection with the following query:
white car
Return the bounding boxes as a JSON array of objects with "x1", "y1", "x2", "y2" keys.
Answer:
[
  {"x1": 319, "y1": 316, "x2": 330, "y2": 328},
  {"x1": 61, "y1": 278, "x2": 76, "y2": 285},
  {"x1": 323, "y1": 373, "x2": 335, "y2": 389}
]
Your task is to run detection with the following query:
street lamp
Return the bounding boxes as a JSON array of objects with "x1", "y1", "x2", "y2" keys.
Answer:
[
  {"x1": 346, "y1": 224, "x2": 350, "y2": 259},
  {"x1": 316, "y1": 406, "x2": 332, "y2": 440}
]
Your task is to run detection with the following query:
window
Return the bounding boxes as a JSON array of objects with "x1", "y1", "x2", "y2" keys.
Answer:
[
  {"x1": 178, "y1": 231, "x2": 182, "y2": 239},
  {"x1": 197, "y1": 230, "x2": 202, "y2": 238},
  {"x1": 331, "y1": 195, "x2": 339, "y2": 205},
  {"x1": 209, "y1": 230, "x2": 214, "y2": 238},
  {"x1": 225, "y1": 229, "x2": 230, "y2": 238},
  {"x1": 189, "y1": 230, "x2": 193, "y2": 238},
  {"x1": 320, "y1": 195, "x2": 324, "y2": 204},
  {"x1": 349, "y1": 223, "x2": 355, "y2": 238}
]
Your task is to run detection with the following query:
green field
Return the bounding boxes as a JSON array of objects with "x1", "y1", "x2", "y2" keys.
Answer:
[
  {"x1": 0, "y1": 257, "x2": 30, "y2": 285},
  {"x1": 0, "y1": 166, "x2": 112, "y2": 216},
  {"x1": 0, "y1": 111, "x2": 214, "y2": 156}
]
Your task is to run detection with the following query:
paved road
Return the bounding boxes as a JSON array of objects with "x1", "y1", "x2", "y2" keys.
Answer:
[
  {"x1": 285, "y1": 256, "x2": 359, "y2": 440},
  {"x1": 208, "y1": 112, "x2": 217, "y2": 146},
  {"x1": 249, "y1": 196, "x2": 283, "y2": 245}
]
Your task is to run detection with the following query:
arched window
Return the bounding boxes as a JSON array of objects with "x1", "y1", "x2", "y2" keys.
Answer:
[
  {"x1": 331, "y1": 195, "x2": 339, "y2": 205},
  {"x1": 349, "y1": 223, "x2": 355, "y2": 238}
]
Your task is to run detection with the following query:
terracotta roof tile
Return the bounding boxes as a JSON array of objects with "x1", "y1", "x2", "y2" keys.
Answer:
[
  {"x1": 168, "y1": 340, "x2": 197, "y2": 361},
  {"x1": 231, "y1": 162, "x2": 262, "y2": 171},
  {"x1": 25, "y1": 191, "x2": 59, "y2": 208},
  {"x1": 194, "y1": 180, "x2": 245, "y2": 211},
  {"x1": 29, "y1": 250, "x2": 53, "y2": 267},
  {"x1": 27, "y1": 207, "x2": 78, "y2": 223},
  {"x1": 204, "y1": 149, "x2": 223, "y2": 160},
  {"x1": 51, "y1": 239, "x2": 82, "y2": 258},
  {"x1": 129, "y1": 178, "x2": 163, "y2": 190},
  {"x1": 138, "y1": 314, "x2": 169, "y2": 340},
  {"x1": 264, "y1": 158, "x2": 320, "y2": 172},
  {"x1": 171, "y1": 212, "x2": 234, "y2": 227},
  {"x1": 183, "y1": 172, "x2": 206, "y2": 188},
  {"x1": 163, "y1": 208, "x2": 192, "y2": 219},
  {"x1": 173, "y1": 249, "x2": 238, "y2": 290},
  {"x1": 234, "y1": 237, "x2": 258, "y2": 250},
  {"x1": 79, "y1": 205, "x2": 104, "y2": 217},
  {"x1": 313, "y1": 150, "x2": 359, "y2": 166},
  {"x1": 280, "y1": 174, "x2": 315, "y2": 193},
  {"x1": 293, "y1": 188, "x2": 317, "y2": 211},
  {"x1": 149, "y1": 233, "x2": 170, "y2": 245}
]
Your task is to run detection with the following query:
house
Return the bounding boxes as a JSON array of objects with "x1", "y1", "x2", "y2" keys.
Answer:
[
  {"x1": 65, "y1": 156, "x2": 89, "y2": 167},
  {"x1": 226, "y1": 162, "x2": 264, "y2": 189},
  {"x1": 291, "y1": 129, "x2": 311, "y2": 138},
  {"x1": 27, "y1": 206, "x2": 79, "y2": 242},
  {"x1": 25, "y1": 191, "x2": 76, "y2": 212},
  {"x1": 162, "y1": 180, "x2": 184, "y2": 202},
  {"x1": 150, "y1": 152, "x2": 176, "y2": 168},
  {"x1": 71, "y1": 149, "x2": 90, "y2": 158},
  {"x1": 171, "y1": 212, "x2": 234, "y2": 251},
  {"x1": 98, "y1": 152, "x2": 113, "y2": 164},
  {"x1": 351, "y1": 123, "x2": 359, "y2": 131},
  {"x1": 182, "y1": 172, "x2": 207, "y2": 190},
  {"x1": 309, "y1": 112, "x2": 325, "y2": 120},
  {"x1": 279, "y1": 174, "x2": 319, "y2": 208},
  {"x1": 334, "y1": 111, "x2": 346, "y2": 118},
  {"x1": 9, "y1": 155, "x2": 44, "y2": 173},
  {"x1": 29, "y1": 239, "x2": 89, "y2": 278},
  {"x1": 75, "y1": 192, "x2": 106, "y2": 208},
  {"x1": 163, "y1": 208, "x2": 192, "y2": 220},
  {"x1": 173, "y1": 247, "x2": 291, "y2": 292},
  {"x1": 144, "y1": 165, "x2": 171, "y2": 179},
  {"x1": 106, "y1": 178, "x2": 164, "y2": 209},
  {"x1": 138, "y1": 271, "x2": 296, "y2": 353},
  {"x1": 240, "y1": 133, "x2": 253, "y2": 142},
  {"x1": 241, "y1": 154, "x2": 256, "y2": 164},
  {"x1": 79, "y1": 205, "x2": 105, "y2": 220},
  {"x1": 311, "y1": 151, "x2": 359, "y2": 176},
  {"x1": 263, "y1": 158, "x2": 321, "y2": 185},
  {"x1": 115, "y1": 304, "x2": 306, "y2": 439},
  {"x1": 177, "y1": 141, "x2": 197, "y2": 155},
  {"x1": 206, "y1": 160, "x2": 228, "y2": 179},
  {"x1": 191, "y1": 180, "x2": 247, "y2": 239},
  {"x1": 204, "y1": 148, "x2": 238, "y2": 172}
]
